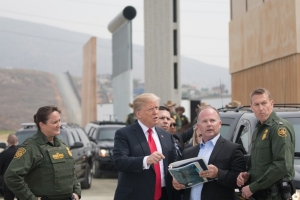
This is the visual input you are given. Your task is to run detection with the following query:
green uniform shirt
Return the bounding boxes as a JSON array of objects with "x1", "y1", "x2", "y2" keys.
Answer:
[
  {"x1": 179, "y1": 115, "x2": 189, "y2": 131},
  {"x1": 171, "y1": 112, "x2": 182, "y2": 132},
  {"x1": 125, "y1": 113, "x2": 135, "y2": 126},
  {"x1": 4, "y1": 130, "x2": 81, "y2": 200},
  {"x1": 249, "y1": 112, "x2": 295, "y2": 195}
]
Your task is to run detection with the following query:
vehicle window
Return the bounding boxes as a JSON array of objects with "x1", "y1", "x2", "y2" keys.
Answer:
[
  {"x1": 58, "y1": 130, "x2": 69, "y2": 146},
  {"x1": 65, "y1": 130, "x2": 77, "y2": 146},
  {"x1": 16, "y1": 130, "x2": 36, "y2": 144},
  {"x1": 85, "y1": 124, "x2": 93, "y2": 134},
  {"x1": 65, "y1": 131, "x2": 74, "y2": 146},
  {"x1": 293, "y1": 124, "x2": 300, "y2": 152},
  {"x1": 237, "y1": 124, "x2": 250, "y2": 154},
  {"x1": 90, "y1": 127, "x2": 97, "y2": 139},
  {"x1": 96, "y1": 128, "x2": 117, "y2": 140},
  {"x1": 71, "y1": 129, "x2": 80, "y2": 142},
  {"x1": 282, "y1": 117, "x2": 300, "y2": 153},
  {"x1": 76, "y1": 128, "x2": 89, "y2": 145},
  {"x1": 220, "y1": 117, "x2": 236, "y2": 140},
  {"x1": 220, "y1": 124, "x2": 231, "y2": 140}
]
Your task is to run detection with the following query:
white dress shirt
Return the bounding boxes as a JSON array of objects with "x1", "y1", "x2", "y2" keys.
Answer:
[
  {"x1": 138, "y1": 120, "x2": 166, "y2": 187},
  {"x1": 190, "y1": 134, "x2": 220, "y2": 200}
]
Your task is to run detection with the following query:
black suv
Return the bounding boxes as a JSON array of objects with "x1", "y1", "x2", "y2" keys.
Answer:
[
  {"x1": 85, "y1": 121, "x2": 126, "y2": 178},
  {"x1": 14, "y1": 123, "x2": 94, "y2": 189},
  {"x1": 218, "y1": 105, "x2": 300, "y2": 196}
]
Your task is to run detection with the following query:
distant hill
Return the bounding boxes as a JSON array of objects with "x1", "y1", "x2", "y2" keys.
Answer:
[
  {"x1": 0, "y1": 17, "x2": 231, "y2": 91},
  {"x1": 0, "y1": 69, "x2": 68, "y2": 130}
]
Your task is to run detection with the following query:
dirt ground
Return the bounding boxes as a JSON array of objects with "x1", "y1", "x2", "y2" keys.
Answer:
[{"x1": 0, "y1": 133, "x2": 9, "y2": 143}]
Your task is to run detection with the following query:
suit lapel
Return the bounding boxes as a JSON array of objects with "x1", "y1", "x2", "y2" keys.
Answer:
[
  {"x1": 155, "y1": 127, "x2": 168, "y2": 174},
  {"x1": 192, "y1": 145, "x2": 200, "y2": 157},
  {"x1": 133, "y1": 123, "x2": 151, "y2": 156},
  {"x1": 208, "y1": 136, "x2": 225, "y2": 164},
  {"x1": 156, "y1": 127, "x2": 168, "y2": 155}
]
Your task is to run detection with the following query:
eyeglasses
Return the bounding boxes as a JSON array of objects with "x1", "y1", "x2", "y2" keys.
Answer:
[{"x1": 170, "y1": 123, "x2": 177, "y2": 127}]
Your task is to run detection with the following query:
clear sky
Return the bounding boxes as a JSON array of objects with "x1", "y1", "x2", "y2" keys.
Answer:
[{"x1": 0, "y1": 0, "x2": 230, "y2": 68}]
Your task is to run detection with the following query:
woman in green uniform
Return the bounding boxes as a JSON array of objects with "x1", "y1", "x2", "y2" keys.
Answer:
[{"x1": 4, "y1": 105, "x2": 81, "y2": 200}]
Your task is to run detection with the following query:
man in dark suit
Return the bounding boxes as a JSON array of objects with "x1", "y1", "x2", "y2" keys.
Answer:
[
  {"x1": 173, "y1": 106, "x2": 246, "y2": 200},
  {"x1": 113, "y1": 93, "x2": 177, "y2": 200},
  {"x1": 0, "y1": 134, "x2": 19, "y2": 200}
]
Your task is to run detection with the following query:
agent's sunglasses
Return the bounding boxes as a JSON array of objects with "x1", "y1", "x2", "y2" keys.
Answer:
[{"x1": 170, "y1": 123, "x2": 177, "y2": 127}]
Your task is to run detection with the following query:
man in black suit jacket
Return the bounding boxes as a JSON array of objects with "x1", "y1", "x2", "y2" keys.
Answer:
[
  {"x1": 0, "y1": 134, "x2": 19, "y2": 200},
  {"x1": 113, "y1": 93, "x2": 177, "y2": 200},
  {"x1": 173, "y1": 106, "x2": 246, "y2": 200}
]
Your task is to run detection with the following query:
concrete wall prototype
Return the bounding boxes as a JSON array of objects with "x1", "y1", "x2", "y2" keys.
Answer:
[
  {"x1": 81, "y1": 37, "x2": 97, "y2": 127},
  {"x1": 54, "y1": 73, "x2": 81, "y2": 124},
  {"x1": 108, "y1": 6, "x2": 136, "y2": 122},
  {"x1": 229, "y1": 0, "x2": 300, "y2": 104},
  {"x1": 144, "y1": 0, "x2": 181, "y2": 105}
]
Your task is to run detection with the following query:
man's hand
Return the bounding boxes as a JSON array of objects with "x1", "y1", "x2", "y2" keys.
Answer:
[
  {"x1": 237, "y1": 172, "x2": 249, "y2": 187},
  {"x1": 72, "y1": 193, "x2": 79, "y2": 200},
  {"x1": 241, "y1": 185, "x2": 253, "y2": 199},
  {"x1": 146, "y1": 151, "x2": 165, "y2": 165},
  {"x1": 199, "y1": 164, "x2": 218, "y2": 179},
  {"x1": 172, "y1": 178, "x2": 185, "y2": 190}
]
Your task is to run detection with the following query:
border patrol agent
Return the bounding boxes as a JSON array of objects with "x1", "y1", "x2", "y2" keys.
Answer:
[
  {"x1": 237, "y1": 88, "x2": 295, "y2": 200},
  {"x1": 126, "y1": 103, "x2": 136, "y2": 126},
  {"x1": 4, "y1": 106, "x2": 81, "y2": 200},
  {"x1": 175, "y1": 106, "x2": 189, "y2": 132},
  {"x1": 164, "y1": 100, "x2": 182, "y2": 132}
]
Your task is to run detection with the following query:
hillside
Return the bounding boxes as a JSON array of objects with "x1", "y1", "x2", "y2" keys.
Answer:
[
  {"x1": 0, "y1": 69, "x2": 67, "y2": 130},
  {"x1": 0, "y1": 17, "x2": 231, "y2": 91}
]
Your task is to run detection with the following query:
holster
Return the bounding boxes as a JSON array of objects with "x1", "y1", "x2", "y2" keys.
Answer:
[
  {"x1": 253, "y1": 178, "x2": 295, "y2": 200},
  {"x1": 252, "y1": 189, "x2": 269, "y2": 199}
]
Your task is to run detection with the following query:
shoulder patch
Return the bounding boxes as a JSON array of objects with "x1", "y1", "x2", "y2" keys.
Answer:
[
  {"x1": 14, "y1": 147, "x2": 26, "y2": 159},
  {"x1": 278, "y1": 127, "x2": 287, "y2": 137}
]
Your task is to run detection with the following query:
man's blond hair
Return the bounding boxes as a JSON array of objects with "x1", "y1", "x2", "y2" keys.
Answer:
[{"x1": 133, "y1": 93, "x2": 160, "y2": 113}]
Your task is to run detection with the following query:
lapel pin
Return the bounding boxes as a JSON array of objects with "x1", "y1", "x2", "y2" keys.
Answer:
[{"x1": 161, "y1": 135, "x2": 164, "y2": 138}]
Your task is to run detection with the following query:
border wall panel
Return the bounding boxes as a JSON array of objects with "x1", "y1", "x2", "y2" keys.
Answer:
[
  {"x1": 230, "y1": 0, "x2": 297, "y2": 74},
  {"x1": 231, "y1": 0, "x2": 246, "y2": 20},
  {"x1": 244, "y1": 6, "x2": 261, "y2": 69},
  {"x1": 247, "y1": 0, "x2": 263, "y2": 11},
  {"x1": 81, "y1": 37, "x2": 97, "y2": 127},
  {"x1": 231, "y1": 54, "x2": 300, "y2": 105},
  {"x1": 229, "y1": 17, "x2": 244, "y2": 73},
  {"x1": 296, "y1": 0, "x2": 300, "y2": 53}
]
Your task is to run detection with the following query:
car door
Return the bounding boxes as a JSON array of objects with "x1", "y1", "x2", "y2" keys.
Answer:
[
  {"x1": 69, "y1": 129, "x2": 85, "y2": 179},
  {"x1": 232, "y1": 114, "x2": 257, "y2": 165},
  {"x1": 76, "y1": 127, "x2": 93, "y2": 162}
]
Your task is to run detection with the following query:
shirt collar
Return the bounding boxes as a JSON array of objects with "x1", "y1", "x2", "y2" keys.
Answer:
[
  {"x1": 200, "y1": 133, "x2": 220, "y2": 147},
  {"x1": 256, "y1": 111, "x2": 276, "y2": 127},
  {"x1": 37, "y1": 130, "x2": 59, "y2": 146},
  {"x1": 138, "y1": 120, "x2": 155, "y2": 134}
]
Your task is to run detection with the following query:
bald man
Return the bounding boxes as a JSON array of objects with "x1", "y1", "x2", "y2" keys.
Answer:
[{"x1": 0, "y1": 134, "x2": 18, "y2": 200}]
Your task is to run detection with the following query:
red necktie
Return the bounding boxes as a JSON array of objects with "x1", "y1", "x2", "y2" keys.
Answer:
[{"x1": 147, "y1": 128, "x2": 162, "y2": 200}]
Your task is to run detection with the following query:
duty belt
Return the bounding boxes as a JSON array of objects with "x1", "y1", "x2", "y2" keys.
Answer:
[{"x1": 40, "y1": 194, "x2": 75, "y2": 200}]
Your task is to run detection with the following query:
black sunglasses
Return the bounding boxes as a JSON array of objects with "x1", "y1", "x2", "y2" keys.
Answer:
[{"x1": 170, "y1": 123, "x2": 177, "y2": 127}]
